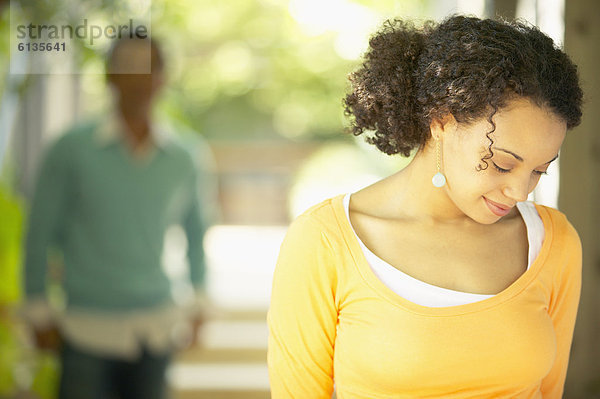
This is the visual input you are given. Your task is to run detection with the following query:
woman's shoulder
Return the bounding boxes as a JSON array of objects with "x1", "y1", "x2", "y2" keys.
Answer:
[
  {"x1": 293, "y1": 195, "x2": 346, "y2": 223},
  {"x1": 533, "y1": 203, "x2": 578, "y2": 232},
  {"x1": 277, "y1": 195, "x2": 351, "y2": 274},
  {"x1": 535, "y1": 203, "x2": 582, "y2": 266},
  {"x1": 285, "y1": 195, "x2": 349, "y2": 243}
]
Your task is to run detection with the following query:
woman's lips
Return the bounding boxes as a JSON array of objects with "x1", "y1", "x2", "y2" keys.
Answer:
[{"x1": 484, "y1": 197, "x2": 512, "y2": 217}]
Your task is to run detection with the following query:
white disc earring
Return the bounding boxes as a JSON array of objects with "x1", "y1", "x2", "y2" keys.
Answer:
[{"x1": 432, "y1": 138, "x2": 446, "y2": 188}]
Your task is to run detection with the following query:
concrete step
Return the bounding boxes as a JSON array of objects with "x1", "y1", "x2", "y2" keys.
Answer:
[
  {"x1": 177, "y1": 348, "x2": 266, "y2": 364},
  {"x1": 169, "y1": 313, "x2": 270, "y2": 398},
  {"x1": 175, "y1": 390, "x2": 270, "y2": 399},
  {"x1": 169, "y1": 362, "x2": 269, "y2": 391}
]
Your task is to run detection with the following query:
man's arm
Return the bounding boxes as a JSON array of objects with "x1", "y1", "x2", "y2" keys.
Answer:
[
  {"x1": 181, "y1": 152, "x2": 218, "y2": 346},
  {"x1": 22, "y1": 134, "x2": 73, "y2": 347},
  {"x1": 183, "y1": 164, "x2": 208, "y2": 293}
]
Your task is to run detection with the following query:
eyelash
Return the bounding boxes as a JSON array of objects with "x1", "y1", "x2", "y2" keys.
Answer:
[{"x1": 492, "y1": 162, "x2": 548, "y2": 176}]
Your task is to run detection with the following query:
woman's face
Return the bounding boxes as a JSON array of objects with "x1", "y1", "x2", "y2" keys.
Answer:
[{"x1": 440, "y1": 98, "x2": 567, "y2": 224}]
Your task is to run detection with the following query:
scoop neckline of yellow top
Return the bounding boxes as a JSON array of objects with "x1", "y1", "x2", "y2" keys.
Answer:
[{"x1": 330, "y1": 194, "x2": 553, "y2": 317}]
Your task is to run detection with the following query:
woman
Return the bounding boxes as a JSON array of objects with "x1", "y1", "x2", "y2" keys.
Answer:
[{"x1": 267, "y1": 15, "x2": 583, "y2": 399}]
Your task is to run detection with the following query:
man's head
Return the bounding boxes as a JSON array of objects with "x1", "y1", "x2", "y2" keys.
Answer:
[{"x1": 106, "y1": 36, "x2": 165, "y2": 116}]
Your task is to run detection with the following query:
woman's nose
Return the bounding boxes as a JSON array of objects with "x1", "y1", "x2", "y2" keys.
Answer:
[{"x1": 501, "y1": 176, "x2": 531, "y2": 203}]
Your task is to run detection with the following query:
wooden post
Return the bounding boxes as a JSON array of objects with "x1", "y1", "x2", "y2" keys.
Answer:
[
  {"x1": 492, "y1": 0, "x2": 518, "y2": 18},
  {"x1": 561, "y1": 0, "x2": 600, "y2": 397}
]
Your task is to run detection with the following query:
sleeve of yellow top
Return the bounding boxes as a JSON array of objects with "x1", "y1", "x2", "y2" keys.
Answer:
[
  {"x1": 540, "y1": 220, "x2": 582, "y2": 398},
  {"x1": 268, "y1": 215, "x2": 338, "y2": 399}
]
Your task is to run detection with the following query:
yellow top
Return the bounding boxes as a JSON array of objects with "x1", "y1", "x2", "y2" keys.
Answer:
[{"x1": 268, "y1": 195, "x2": 581, "y2": 399}]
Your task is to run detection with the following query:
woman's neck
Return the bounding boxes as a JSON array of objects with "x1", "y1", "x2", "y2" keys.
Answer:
[{"x1": 359, "y1": 144, "x2": 477, "y2": 227}]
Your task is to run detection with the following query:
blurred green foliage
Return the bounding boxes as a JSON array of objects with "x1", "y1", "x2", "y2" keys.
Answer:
[
  {"x1": 152, "y1": 0, "x2": 428, "y2": 141},
  {"x1": 154, "y1": 0, "x2": 354, "y2": 141},
  {"x1": 0, "y1": 186, "x2": 22, "y2": 305},
  {"x1": 0, "y1": 186, "x2": 23, "y2": 396},
  {"x1": 0, "y1": 186, "x2": 58, "y2": 399}
]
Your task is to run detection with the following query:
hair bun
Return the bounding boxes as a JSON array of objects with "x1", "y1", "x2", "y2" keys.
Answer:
[{"x1": 344, "y1": 20, "x2": 429, "y2": 156}]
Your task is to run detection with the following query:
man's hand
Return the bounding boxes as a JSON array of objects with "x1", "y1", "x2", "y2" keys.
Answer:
[
  {"x1": 32, "y1": 325, "x2": 62, "y2": 352},
  {"x1": 185, "y1": 316, "x2": 204, "y2": 349}
]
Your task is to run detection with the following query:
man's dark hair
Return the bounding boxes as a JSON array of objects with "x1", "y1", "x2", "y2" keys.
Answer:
[{"x1": 105, "y1": 36, "x2": 164, "y2": 75}]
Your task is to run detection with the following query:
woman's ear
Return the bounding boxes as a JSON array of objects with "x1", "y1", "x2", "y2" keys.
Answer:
[{"x1": 429, "y1": 113, "x2": 457, "y2": 140}]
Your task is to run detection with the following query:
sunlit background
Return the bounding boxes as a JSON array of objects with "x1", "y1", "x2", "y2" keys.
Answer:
[{"x1": 2, "y1": 0, "x2": 598, "y2": 398}]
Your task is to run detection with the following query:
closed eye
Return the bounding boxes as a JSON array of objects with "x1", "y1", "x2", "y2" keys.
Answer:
[
  {"x1": 492, "y1": 162, "x2": 510, "y2": 174},
  {"x1": 492, "y1": 162, "x2": 548, "y2": 176}
]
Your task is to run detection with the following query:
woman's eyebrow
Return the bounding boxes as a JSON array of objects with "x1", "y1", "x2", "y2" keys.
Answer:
[{"x1": 494, "y1": 147, "x2": 559, "y2": 164}]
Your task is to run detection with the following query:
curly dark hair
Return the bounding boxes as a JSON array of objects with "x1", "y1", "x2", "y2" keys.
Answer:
[{"x1": 343, "y1": 15, "x2": 583, "y2": 169}]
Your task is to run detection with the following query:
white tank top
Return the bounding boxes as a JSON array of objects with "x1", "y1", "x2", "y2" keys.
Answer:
[{"x1": 343, "y1": 193, "x2": 545, "y2": 307}]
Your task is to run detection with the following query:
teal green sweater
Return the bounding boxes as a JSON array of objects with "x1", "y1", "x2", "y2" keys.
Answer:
[{"x1": 24, "y1": 120, "x2": 208, "y2": 311}]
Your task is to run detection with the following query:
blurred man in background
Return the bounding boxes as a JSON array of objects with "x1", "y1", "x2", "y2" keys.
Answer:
[{"x1": 22, "y1": 36, "x2": 213, "y2": 399}]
